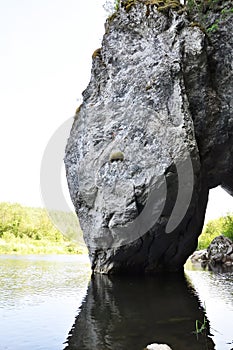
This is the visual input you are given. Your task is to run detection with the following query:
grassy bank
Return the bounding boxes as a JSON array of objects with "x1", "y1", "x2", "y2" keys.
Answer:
[
  {"x1": 0, "y1": 202, "x2": 87, "y2": 255},
  {"x1": 198, "y1": 213, "x2": 233, "y2": 250}
]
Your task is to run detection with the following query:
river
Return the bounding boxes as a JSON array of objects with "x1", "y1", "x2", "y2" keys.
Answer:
[{"x1": 0, "y1": 255, "x2": 232, "y2": 350}]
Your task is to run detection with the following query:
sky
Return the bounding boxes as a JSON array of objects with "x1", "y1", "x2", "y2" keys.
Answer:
[
  {"x1": 0, "y1": 0, "x2": 232, "y2": 223},
  {"x1": 0, "y1": 0, "x2": 107, "y2": 210}
]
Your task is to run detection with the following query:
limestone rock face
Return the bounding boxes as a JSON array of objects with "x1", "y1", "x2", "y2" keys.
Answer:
[
  {"x1": 65, "y1": 1, "x2": 233, "y2": 274},
  {"x1": 185, "y1": 0, "x2": 233, "y2": 190}
]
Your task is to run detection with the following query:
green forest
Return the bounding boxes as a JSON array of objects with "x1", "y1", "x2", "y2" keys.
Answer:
[{"x1": 0, "y1": 202, "x2": 87, "y2": 255}]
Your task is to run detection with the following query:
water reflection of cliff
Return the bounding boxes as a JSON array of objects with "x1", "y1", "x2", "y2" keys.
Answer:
[{"x1": 64, "y1": 273, "x2": 214, "y2": 350}]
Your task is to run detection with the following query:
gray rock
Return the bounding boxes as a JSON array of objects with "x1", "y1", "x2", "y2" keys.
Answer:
[
  {"x1": 207, "y1": 235, "x2": 233, "y2": 264},
  {"x1": 65, "y1": 1, "x2": 233, "y2": 274},
  {"x1": 186, "y1": 0, "x2": 233, "y2": 190},
  {"x1": 222, "y1": 255, "x2": 227, "y2": 263},
  {"x1": 190, "y1": 249, "x2": 207, "y2": 262},
  {"x1": 211, "y1": 252, "x2": 224, "y2": 263},
  {"x1": 226, "y1": 245, "x2": 233, "y2": 255}
]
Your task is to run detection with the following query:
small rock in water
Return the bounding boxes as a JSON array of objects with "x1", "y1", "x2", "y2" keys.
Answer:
[
  {"x1": 207, "y1": 235, "x2": 233, "y2": 265},
  {"x1": 191, "y1": 235, "x2": 233, "y2": 269},
  {"x1": 190, "y1": 249, "x2": 207, "y2": 262},
  {"x1": 145, "y1": 344, "x2": 172, "y2": 350}
]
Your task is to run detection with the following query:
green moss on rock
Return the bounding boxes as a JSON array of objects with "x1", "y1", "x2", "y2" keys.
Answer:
[{"x1": 109, "y1": 151, "x2": 124, "y2": 162}]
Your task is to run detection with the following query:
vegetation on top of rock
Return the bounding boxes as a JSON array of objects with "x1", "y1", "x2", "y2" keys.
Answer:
[
  {"x1": 198, "y1": 213, "x2": 233, "y2": 250},
  {"x1": 109, "y1": 0, "x2": 233, "y2": 33},
  {"x1": 187, "y1": 0, "x2": 233, "y2": 34},
  {"x1": 112, "y1": 0, "x2": 184, "y2": 14}
]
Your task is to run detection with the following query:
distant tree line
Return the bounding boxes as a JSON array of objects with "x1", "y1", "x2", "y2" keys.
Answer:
[{"x1": 0, "y1": 202, "x2": 86, "y2": 254}]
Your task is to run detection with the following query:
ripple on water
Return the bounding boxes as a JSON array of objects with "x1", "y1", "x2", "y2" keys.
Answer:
[
  {"x1": 185, "y1": 264, "x2": 233, "y2": 350},
  {"x1": 0, "y1": 254, "x2": 91, "y2": 350}
]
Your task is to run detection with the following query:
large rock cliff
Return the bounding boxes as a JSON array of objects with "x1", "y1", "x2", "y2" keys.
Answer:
[{"x1": 65, "y1": 0, "x2": 233, "y2": 274}]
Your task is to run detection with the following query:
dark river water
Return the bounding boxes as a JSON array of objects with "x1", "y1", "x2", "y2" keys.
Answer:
[{"x1": 0, "y1": 255, "x2": 232, "y2": 350}]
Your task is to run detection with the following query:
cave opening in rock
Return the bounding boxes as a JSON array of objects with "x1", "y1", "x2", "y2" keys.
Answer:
[
  {"x1": 196, "y1": 186, "x2": 233, "y2": 252},
  {"x1": 204, "y1": 186, "x2": 233, "y2": 225},
  {"x1": 190, "y1": 186, "x2": 233, "y2": 267}
]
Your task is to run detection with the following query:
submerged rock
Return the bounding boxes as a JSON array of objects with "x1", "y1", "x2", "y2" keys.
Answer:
[
  {"x1": 65, "y1": 0, "x2": 233, "y2": 274},
  {"x1": 145, "y1": 344, "x2": 172, "y2": 350}
]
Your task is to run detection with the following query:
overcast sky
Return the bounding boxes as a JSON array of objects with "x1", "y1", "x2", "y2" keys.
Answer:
[{"x1": 0, "y1": 0, "x2": 232, "y2": 223}]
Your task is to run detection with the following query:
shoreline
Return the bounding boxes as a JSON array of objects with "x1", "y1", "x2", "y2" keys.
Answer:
[{"x1": 0, "y1": 237, "x2": 87, "y2": 255}]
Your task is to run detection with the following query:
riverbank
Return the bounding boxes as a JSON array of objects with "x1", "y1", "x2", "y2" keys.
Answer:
[
  {"x1": 0, "y1": 233, "x2": 86, "y2": 255},
  {"x1": 0, "y1": 202, "x2": 87, "y2": 255}
]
